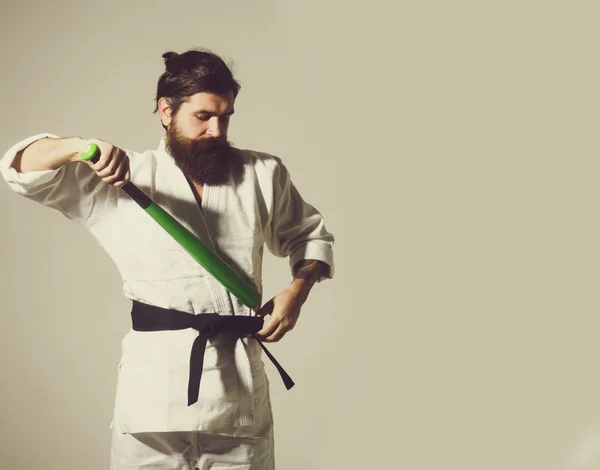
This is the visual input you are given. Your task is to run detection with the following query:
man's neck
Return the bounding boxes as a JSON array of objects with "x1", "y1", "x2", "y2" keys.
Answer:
[
  {"x1": 184, "y1": 175, "x2": 204, "y2": 205},
  {"x1": 193, "y1": 181, "x2": 204, "y2": 200}
]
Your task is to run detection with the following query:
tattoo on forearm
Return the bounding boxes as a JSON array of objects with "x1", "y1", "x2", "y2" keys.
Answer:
[{"x1": 293, "y1": 259, "x2": 330, "y2": 285}]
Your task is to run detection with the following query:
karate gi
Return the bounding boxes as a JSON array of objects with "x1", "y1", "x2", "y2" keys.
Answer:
[{"x1": 0, "y1": 133, "x2": 335, "y2": 469}]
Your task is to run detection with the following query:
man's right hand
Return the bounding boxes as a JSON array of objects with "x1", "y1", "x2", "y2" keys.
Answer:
[{"x1": 81, "y1": 139, "x2": 131, "y2": 188}]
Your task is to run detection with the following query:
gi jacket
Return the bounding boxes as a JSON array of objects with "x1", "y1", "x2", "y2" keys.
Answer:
[{"x1": 0, "y1": 134, "x2": 335, "y2": 435}]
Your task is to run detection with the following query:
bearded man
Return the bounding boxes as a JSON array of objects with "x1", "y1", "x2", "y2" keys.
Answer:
[{"x1": 0, "y1": 48, "x2": 335, "y2": 470}]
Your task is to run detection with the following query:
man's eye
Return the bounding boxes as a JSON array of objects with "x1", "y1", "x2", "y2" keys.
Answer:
[{"x1": 196, "y1": 115, "x2": 209, "y2": 121}]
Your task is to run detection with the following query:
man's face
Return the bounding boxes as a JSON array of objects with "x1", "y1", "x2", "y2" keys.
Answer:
[
  {"x1": 161, "y1": 91, "x2": 237, "y2": 185},
  {"x1": 168, "y1": 91, "x2": 235, "y2": 140}
]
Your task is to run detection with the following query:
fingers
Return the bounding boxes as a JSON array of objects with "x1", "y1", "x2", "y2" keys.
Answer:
[
  {"x1": 256, "y1": 315, "x2": 278, "y2": 340},
  {"x1": 94, "y1": 148, "x2": 120, "y2": 178},
  {"x1": 94, "y1": 147, "x2": 122, "y2": 178},
  {"x1": 102, "y1": 153, "x2": 130, "y2": 186},
  {"x1": 100, "y1": 156, "x2": 124, "y2": 184},
  {"x1": 87, "y1": 143, "x2": 112, "y2": 172},
  {"x1": 87, "y1": 142, "x2": 130, "y2": 187},
  {"x1": 256, "y1": 313, "x2": 296, "y2": 343},
  {"x1": 113, "y1": 167, "x2": 131, "y2": 188},
  {"x1": 264, "y1": 322, "x2": 288, "y2": 343}
]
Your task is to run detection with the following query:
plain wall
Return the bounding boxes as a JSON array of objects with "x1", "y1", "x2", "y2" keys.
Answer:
[{"x1": 1, "y1": 1, "x2": 599, "y2": 469}]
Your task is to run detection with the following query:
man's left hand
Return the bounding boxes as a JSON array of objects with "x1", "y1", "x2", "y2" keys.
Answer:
[{"x1": 255, "y1": 284, "x2": 308, "y2": 342}]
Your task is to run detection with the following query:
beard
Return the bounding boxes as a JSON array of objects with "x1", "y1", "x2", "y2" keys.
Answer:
[{"x1": 166, "y1": 122, "x2": 236, "y2": 186}]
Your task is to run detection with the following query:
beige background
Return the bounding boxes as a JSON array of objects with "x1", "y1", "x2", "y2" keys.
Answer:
[{"x1": 0, "y1": 1, "x2": 599, "y2": 469}]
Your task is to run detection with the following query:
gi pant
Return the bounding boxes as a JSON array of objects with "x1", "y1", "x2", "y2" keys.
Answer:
[{"x1": 110, "y1": 421, "x2": 274, "y2": 469}]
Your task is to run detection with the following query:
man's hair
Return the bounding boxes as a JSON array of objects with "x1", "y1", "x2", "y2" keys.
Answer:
[{"x1": 154, "y1": 48, "x2": 241, "y2": 126}]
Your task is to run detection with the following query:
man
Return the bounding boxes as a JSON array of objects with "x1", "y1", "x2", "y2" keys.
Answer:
[{"x1": 0, "y1": 48, "x2": 334, "y2": 469}]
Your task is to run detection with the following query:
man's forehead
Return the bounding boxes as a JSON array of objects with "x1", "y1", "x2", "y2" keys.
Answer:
[{"x1": 185, "y1": 91, "x2": 235, "y2": 111}]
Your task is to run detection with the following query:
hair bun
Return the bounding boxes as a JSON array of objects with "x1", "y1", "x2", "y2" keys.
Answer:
[{"x1": 162, "y1": 51, "x2": 180, "y2": 70}]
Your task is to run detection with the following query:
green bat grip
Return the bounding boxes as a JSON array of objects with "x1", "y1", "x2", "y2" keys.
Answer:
[{"x1": 81, "y1": 142, "x2": 262, "y2": 309}]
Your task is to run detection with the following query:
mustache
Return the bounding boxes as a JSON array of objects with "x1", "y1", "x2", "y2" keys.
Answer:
[
  {"x1": 191, "y1": 137, "x2": 231, "y2": 150},
  {"x1": 190, "y1": 136, "x2": 231, "y2": 150}
]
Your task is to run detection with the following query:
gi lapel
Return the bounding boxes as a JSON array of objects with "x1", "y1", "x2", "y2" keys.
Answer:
[
  {"x1": 198, "y1": 182, "x2": 237, "y2": 316},
  {"x1": 156, "y1": 138, "x2": 235, "y2": 316}
]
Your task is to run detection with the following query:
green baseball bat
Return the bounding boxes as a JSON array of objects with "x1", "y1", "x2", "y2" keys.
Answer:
[{"x1": 80, "y1": 142, "x2": 262, "y2": 309}]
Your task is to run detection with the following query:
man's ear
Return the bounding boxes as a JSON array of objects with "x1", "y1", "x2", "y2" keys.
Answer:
[{"x1": 157, "y1": 97, "x2": 173, "y2": 127}]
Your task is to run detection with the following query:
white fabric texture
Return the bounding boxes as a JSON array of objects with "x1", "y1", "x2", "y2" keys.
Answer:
[
  {"x1": 0, "y1": 134, "x2": 335, "y2": 436},
  {"x1": 110, "y1": 374, "x2": 275, "y2": 469},
  {"x1": 110, "y1": 427, "x2": 274, "y2": 470}
]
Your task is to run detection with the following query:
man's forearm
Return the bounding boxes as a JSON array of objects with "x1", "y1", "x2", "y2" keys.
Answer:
[
  {"x1": 12, "y1": 137, "x2": 86, "y2": 173},
  {"x1": 289, "y1": 259, "x2": 330, "y2": 300}
]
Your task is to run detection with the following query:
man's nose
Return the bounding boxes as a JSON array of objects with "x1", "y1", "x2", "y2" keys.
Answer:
[{"x1": 207, "y1": 117, "x2": 223, "y2": 138}]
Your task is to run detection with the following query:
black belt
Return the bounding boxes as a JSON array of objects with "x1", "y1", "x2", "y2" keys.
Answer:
[{"x1": 130, "y1": 300, "x2": 295, "y2": 405}]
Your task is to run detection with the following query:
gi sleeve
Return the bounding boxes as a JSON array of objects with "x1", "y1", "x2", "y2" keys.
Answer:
[
  {"x1": 0, "y1": 133, "x2": 118, "y2": 226},
  {"x1": 264, "y1": 158, "x2": 335, "y2": 281}
]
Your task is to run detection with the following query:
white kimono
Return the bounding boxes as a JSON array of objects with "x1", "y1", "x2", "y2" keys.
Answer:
[{"x1": 0, "y1": 133, "x2": 335, "y2": 436}]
